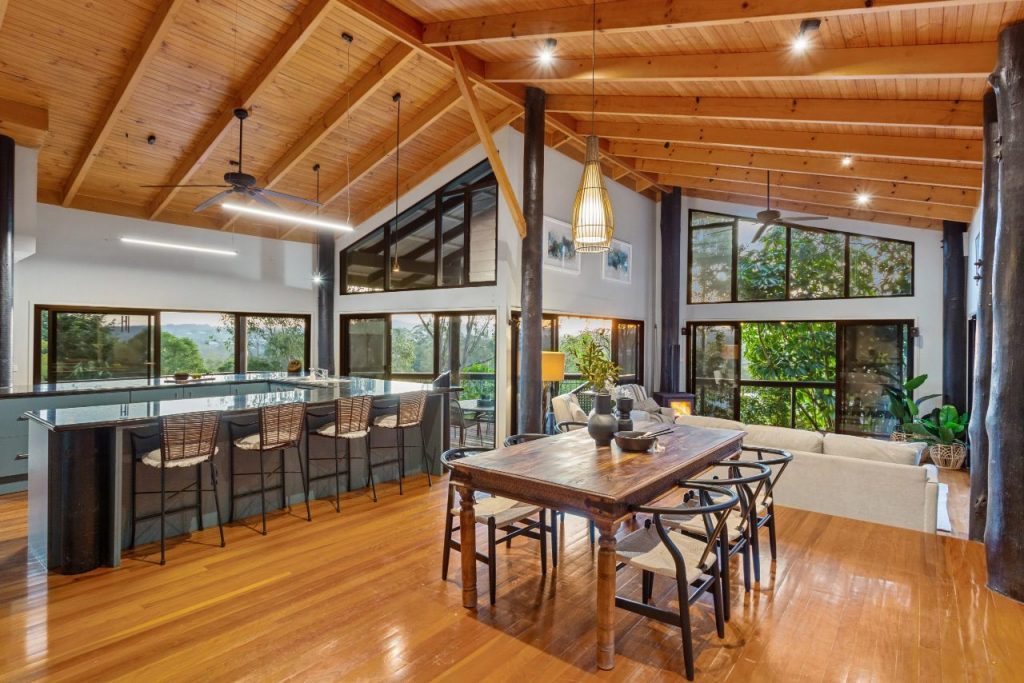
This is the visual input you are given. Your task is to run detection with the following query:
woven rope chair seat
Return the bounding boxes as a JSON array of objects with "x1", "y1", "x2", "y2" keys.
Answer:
[
  {"x1": 233, "y1": 433, "x2": 295, "y2": 451},
  {"x1": 141, "y1": 448, "x2": 217, "y2": 469},
  {"x1": 616, "y1": 525, "x2": 717, "y2": 581},
  {"x1": 315, "y1": 424, "x2": 369, "y2": 439},
  {"x1": 449, "y1": 495, "x2": 541, "y2": 527},
  {"x1": 375, "y1": 391, "x2": 429, "y2": 429}
]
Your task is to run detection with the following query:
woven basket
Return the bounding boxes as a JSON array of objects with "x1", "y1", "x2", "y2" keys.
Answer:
[
  {"x1": 890, "y1": 429, "x2": 910, "y2": 442},
  {"x1": 928, "y1": 443, "x2": 967, "y2": 470}
]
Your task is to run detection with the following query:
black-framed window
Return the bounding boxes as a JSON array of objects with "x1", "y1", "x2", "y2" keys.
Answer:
[
  {"x1": 687, "y1": 319, "x2": 913, "y2": 437},
  {"x1": 34, "y1": 306, "x2": 311, "y2": 384},
  {"x1": 341, "y1": 161, "x2": 497, "y2": 294},
  {"x1": 687, "y1": 209, "x2": 914, "y2": 304}
]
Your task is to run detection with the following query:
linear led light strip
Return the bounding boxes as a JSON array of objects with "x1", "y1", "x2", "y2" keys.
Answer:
[
  {"x1": 221, "y1": 202, "x2": 353, "y2": 231},
  {"x1": 120, "y1": 237, "x2": 238, "y2": 257}
]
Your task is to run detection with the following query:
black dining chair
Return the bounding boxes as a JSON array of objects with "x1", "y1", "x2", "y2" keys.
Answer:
[{"x1": 739, "y1": 446, "x2": 794, "y2": 579}]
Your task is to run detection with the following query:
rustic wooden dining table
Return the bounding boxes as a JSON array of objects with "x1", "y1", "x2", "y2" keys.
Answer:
[{"x1": 449, "y1": 423, "x2": 746, "y2": 670}]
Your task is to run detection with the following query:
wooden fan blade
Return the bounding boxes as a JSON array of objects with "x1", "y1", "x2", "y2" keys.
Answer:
[
  {"x1": 247, "y1": 191, "x2": 280, "y2": 210},
  {"x1": 193, "y1": 189, "x2": 235, "y2": 213},
  {"x1": 259, "y1": 188, "x2": 322, "y2": 207},
  {"x1": 751, "y1": 223, "x2": 769, "y2": 243}
]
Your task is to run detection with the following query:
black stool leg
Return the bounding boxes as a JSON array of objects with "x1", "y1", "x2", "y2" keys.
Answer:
[
  {"x1": 487, "y1": 517, "x2": 497, "y2": 606},
  {"x1": 441, "y1": 486, "x2": 454, "y2": 580},
  {"x1": 768, "y1": 510, "x2": 778, "y2": 560},
  {"x1": 279, "y1": 450, "x2": 286, "y2": 510},
  {"x1": 539, "y1": 509, "x2": 547, "y2": 574},
  {"x1": 365, "y1": 435, "x2": 377, "y2": 502},
  {"x1": 129, "y1": 458, "x2": 137, "y2": 550},
  {"x1": 211, "y1": 461, "x2": 225, "y2": 547},
  {"x1": 345, "y1": 438, "x2": 352, "y2": 493},
  {"x1": 195, "y1": 463, "x2": 204, "y2": 531},
  {"x1": 257, "y1": 449, "x2": 267, "y2": 535},
  {"x1": 397, "y1": 428, "x2": 405, "y2": 496},
  {"x1": 677, "y1": 575, "x2": 695, "y2": 681},
  {"x1": 333, "y1": 434, "x2": 341, "y2": 512},
  {"x1": 296, "y1": 445, "x2": 311, "y2": 521},
  {"x1": 421, "y1": 427, "x2": 432, "y2": 487},
  {"x1": 229, "y1": 446, "x2": 236, "y2": 523},
  {"x1": 159, "y1": 461, "x2": 166, "y2": 566},
  {"x1": 550, "y1": 509, "x2": 558, "y2": 568}
]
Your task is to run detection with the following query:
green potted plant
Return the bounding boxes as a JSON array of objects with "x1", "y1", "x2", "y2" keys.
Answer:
[
  {"x1": 571, "y1": 337, "x2": 621, "y2": 446},
  {"x1": 904, "y1": 404, "x2": 970, "y2": 469},
  {"x1": 882, "y1": 373, "x2": 940, "y2": 441}
]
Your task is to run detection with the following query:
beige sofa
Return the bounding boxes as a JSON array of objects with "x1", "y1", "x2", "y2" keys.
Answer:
[{"x1": 674, "y1": 414, "x2": 939, "y2": 533}]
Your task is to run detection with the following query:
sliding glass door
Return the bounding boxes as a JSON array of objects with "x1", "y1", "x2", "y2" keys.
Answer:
[{"x1": 39, "y1": 308, "x2": 156, "y2": 383}]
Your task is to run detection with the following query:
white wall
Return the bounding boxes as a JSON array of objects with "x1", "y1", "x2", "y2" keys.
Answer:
[
  {"x1": 676, "y1": 196, "x2": 947, "y2": 401},
  {"x1": 12, "y1": 202, "x2": 314, "y2": 386}
]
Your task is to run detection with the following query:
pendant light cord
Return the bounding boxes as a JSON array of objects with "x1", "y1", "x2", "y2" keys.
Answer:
[
  {"x1": 393, "y1": 93, "x2": 402, "y2": 272},
  {"x1": 344, "y1": 34, "x2": 353, "y2": 225},
  {"x1": 591, "y1": 0, "x2": 596, "y2": 135}
]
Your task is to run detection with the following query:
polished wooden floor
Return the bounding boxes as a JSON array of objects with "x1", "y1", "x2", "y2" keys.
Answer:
[{"x1": 0, "y1": 471, "x2": 1021, "y2": 682}]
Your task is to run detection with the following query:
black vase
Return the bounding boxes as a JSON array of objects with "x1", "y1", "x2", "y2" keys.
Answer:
[
  {"x1": 588, "y1": 392, "x2": 617, "y2": 447},
  {"x1": 616, "y1": 396, "x2": 634, "y2": 432}
]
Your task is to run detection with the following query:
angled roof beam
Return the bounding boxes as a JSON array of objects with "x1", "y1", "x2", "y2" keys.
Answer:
[
  {"x1": 0, "y1": 97, "x2": 48, "y2": 148},
  {"x1": 484, "y1": 43, "x2": 997, "y2": 83},
  {"x1": 546, "y1": 95, "x2": 984, "y2": 129},
  {"x1": 146, "y1": 0, "x2": 334, "y2": 220},
  {"x1": 423, "y1": 0, "x2": 997, "y2": 46},
  {"x1": 62, "y1": 0, "x2": 187, "y2": 206}
]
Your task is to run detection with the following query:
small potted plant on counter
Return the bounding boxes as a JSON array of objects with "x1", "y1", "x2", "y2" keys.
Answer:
[
  {"x1": 572, "y1": 336, "x2": 621, "y2": 446},
  {"x1": 905, "y1": 404, "x2": 970, "y2": 469},
  {"x1": 883, "y1": 373, "x2": 940, "y2": 441}
]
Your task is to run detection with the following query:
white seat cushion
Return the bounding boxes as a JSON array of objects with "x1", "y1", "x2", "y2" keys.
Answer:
[
  {"x1": 663, "y1": 511, "x2": 746, "y2": 543},
  {"x1": 744, "y1": 424, "x2": 824, "y2": 454},
  {"x1": 233, "y1": 433, "x2": 294, "y2": 451},
  {"x1": 616, "y1": 525, "x2": 717, "y2": 581},
  {"x1": 674, "y1": 414, "x2": 745, "y2": 431},
  {"x1": 141, "y1": 448, "x2": 215, "y2": 469},
  {"x1": 316, "y1": 424, "x2": 369, "y2": 439},
  {"x1": 374, "y1": 415, "x2": 398, "y2": 428},
  {"x1": 451, "y1": 494, "x2": 542, "y2": 528}
]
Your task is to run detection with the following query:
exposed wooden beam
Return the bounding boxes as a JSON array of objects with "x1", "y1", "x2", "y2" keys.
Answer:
[
  {"x1": 452, "y1": 48, "x2": 528, "y2": 239},
  {"x1": 583, "y1": 120, "x2": 981, "y2": 163},
  {"x1": 423, "y1": 0, "x2": 997, "y2": 46},
  {"x1": 685, "y1": 188, "x2": 944, "y2": 230},
  {"x1": 62, "y1": 0, "x2": 186, "y2": 207},
  {"x1": 485, "y1": 43, "x2": 997, "y2": 83},
  {"x1": 546, "y1": 95, "x2": 984, "y2": 129},
  {"x1": 640, "y1": 159, "x2": 979, "y2": 207},
  {"x1": 663, "y1": 174, "x2": 975, "y2": 222},
  {"x1": 0, "y1": 97, "x2": 48, "y2": 148},
  {"x1": 146, "y1": 0, "x2": 334, "y2": 220},
  {"x1": 0, "y1": 0, "x2": 9, "y2": 31},
  {"x1": 351, "y1": 104, "x2": 521, "y2": 227},
  {"x1": 612, "y1": 141, "x2": 982, "y2": 189}
]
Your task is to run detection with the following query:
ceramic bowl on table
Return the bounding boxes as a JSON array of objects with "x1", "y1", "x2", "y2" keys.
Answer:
[{"x1": 613, "y1": 431, "x2": 658, "y2": 452}]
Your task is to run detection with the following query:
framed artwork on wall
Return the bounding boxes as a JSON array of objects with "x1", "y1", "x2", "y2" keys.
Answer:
[
  {"x1": 543, "y1": 217, "x2": 580, "y2": 274},
  {"x1": 603, "y1": 239, "x2": 632, "y2": 284}
]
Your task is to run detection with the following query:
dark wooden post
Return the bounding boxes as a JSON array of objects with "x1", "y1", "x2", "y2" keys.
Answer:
[
  {"x1": 659, "y1": 187, "x2": 682, "y2": 392},
  {"x1": 518, "y1": 86, "x2": 545, "y2": 433},
  {"x1": 942, "y1": 219, "x2": 967, "y2": 412},
  {"x1": 315, "y1": 229, "x2": 335, "y2": 373},
  {"x1": 969, "y1": 90, "x2": 998, "y2": 541},
  {"x1": 0, "y1": 136, "x2": 13, "y2": 388},
  {"x1": 986, "y1": 20, "x2": 1024, "y2": 602}
]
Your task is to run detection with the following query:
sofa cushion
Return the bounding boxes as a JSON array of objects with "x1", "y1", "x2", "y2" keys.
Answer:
[
  {"x1": 742, "y1": 424, "x2": 823, "y2": 454},
  {"x1": 822, "y1": 432, "x2": 922, "y2": 466},
  {"x1": 674, "y1": 414, "x2": 745, "y2": 431}
]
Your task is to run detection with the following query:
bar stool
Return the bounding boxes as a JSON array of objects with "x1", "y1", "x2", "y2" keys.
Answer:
[
  {"x1": 228, "y1": 402, "x2": 310, "y2": 535},
  {"x1": 305, "y1": 395, "x2": 374, "y2": 510},
  {"x1": 371, "y1": 390, "x2": 431, "y2": 495},
  {"x1": 128, "y1": 410, "x2": 224, "y2": 565}
]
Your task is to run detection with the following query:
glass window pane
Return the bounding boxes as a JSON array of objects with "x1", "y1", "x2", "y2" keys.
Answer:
[
  {"x1": 690, "y1": 211, "x2": 733, "y2": 227},
  {"x1": 740, "y1": 386, "x2": 792, "y2": 427},
  {"x1": 245, "y1": 316, "x2": 307, "y2": 372},
  {"x1": 469, "y1": 184, "x2": 497, "y2": 283},
  {"x1": 160, "y1": 311, "x2": 235, "y2": 376},
  {"x1": 796, "y1": 387, "x2": 836, "y2": 432},
  {"x1": 38, "y1": 308, "x2": 48, "y2": 383},
  {"x1": 737, "y1": 219, "x2": 786, "y2": 301},
  {"x1": 440, "y1": 192, "x2": 466, "y2": 287},
  {"x1": 690, "y1": 224, "x2": 733, "y2": 303},
  {"x1": 558, "y1": 317, "x2": 611, "y2": 390},
  {"x1": 346, "y1": 317, "x2": 387, "y2": 378},
  {"x1": 789, "y1": 228, "x2": 845, "y2": 299},
  {"x1": 740, "y1": 322, "x2": 836, "y2": 382},
  {"x1": 52, "y1": 312, "x2": 153, "y2": 382},
  {"x1": 344, "y1": 228, "x2": 386, "y2": 293},
  {"x1": 840, "y1": 322, "x2": 908, "y2": 436},
  {"x1": 441, "y1": 314, "x2": 497, "y2": 448},
  {"x1": 849, "y1": 236, "x2": 913, "y2": 297},
  {"x1": 692, "y1": 325, "x2": 737, "y2": 419},
  {"x1": 616, "y1": 322, "x2": 640, "y2": 382},
  {"x1": 390, "y1": 198, "x2": 437, "y2": 291},
  {"x1": 390, "y1": 314, "x2": 435, "y2": 375}
]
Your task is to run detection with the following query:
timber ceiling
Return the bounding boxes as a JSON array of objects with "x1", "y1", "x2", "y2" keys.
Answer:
[{"x1": 0, "y1": 0, "x2": 1019, "y2": 241}]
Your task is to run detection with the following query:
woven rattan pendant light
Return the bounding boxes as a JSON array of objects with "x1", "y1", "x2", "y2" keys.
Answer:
[{"x1": 571, "y1": 0, "x2": 613, "y2": 254}]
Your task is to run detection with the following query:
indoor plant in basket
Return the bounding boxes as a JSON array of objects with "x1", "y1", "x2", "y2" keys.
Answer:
[
  {"x1": 883, "y1": 373, "x2": 940, "y2": 441},
  {"x1": 572, "y1": 336, "x2": 621, "y2": 446},
  {"x1": 904, "y1": 404, "x2": 970, "y2": 469}
]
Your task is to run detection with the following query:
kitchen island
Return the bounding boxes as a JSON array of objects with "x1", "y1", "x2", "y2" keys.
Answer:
[{"x1": 22, "y1": 376, "x2": 442, "y2": 574}]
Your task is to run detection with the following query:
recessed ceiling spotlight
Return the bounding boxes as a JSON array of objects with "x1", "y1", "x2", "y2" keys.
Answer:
[
  {"x1": 841, "y1": 156, "x2": 853, "y2": 167},
  {"x1": 538, "y1": 38, "x2": 557, "y2": 65},
  {"x1": 793, "y1": 18, "x2": 821, "y2": 53},
  {"x1": 856, "y1": 192, "x2": 872, "y2": 206}
]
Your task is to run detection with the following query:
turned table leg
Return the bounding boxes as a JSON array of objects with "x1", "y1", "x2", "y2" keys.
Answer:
[
  {"x1": 596, "y1": 520, "x2": 619, "y2": 670},
  {"x1": 458, "y1": 485, "x2": 477, "y2": 608}
]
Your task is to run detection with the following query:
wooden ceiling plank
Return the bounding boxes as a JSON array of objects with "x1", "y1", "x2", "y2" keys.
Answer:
[
  {"x1": 422, "y1": 0, "x2": 998, "y2": 46},
  {"x1": 587, "y1": 120, "x2": 982, "y2": 163},
  {"x1": 0, "y1": 0, "x2": 9, "y2": 31},
  {"x1": 146, "y1": 0, "x2": 334, "y2": 220},
  {"x1": 0, "y1": 97, "x2": 49, "y2": 148},
  {"x1": 638, "y1": 159, "x2": 979, "y2": 207},
  {"x1": 484, "y1": 43, "x2": 997, "y2": 83},
  {"x1": 686, "y1": 188, "x2": 944, "y2": 230},
  {"x1": 452, "y1": 48, "x2": 528, "y2": 239},
  {"x1": 61, "y1": 0, "x2": 187, "y2": 206},
  {"x1": 612, "y1": 141, "x2": 983, "y2": 188},
  {"x1": 545, "y1": 95, "x2": 984, "y2": 129}
]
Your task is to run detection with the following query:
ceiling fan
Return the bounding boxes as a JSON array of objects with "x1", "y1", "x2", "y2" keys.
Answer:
[
  {"x1": 141, "y1": 108, "x2": 321, "y2": 213},
  {"x1": 750, "y1": 170, "x2": 829, "y2": 242}
]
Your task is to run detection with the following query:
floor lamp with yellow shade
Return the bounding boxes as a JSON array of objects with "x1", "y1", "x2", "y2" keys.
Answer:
[{"x1": 542, "y1": 351, "x2": 565, "y2": 434}]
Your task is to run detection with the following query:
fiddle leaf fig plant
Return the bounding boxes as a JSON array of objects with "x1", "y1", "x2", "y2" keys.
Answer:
[
  {"x1": 905, "y1": 404, "x2": 970, "y2": 445},
  {"x1": 882, "y1": 373, "x2": 940, "y2": 427},
  {"x1": 572, "y1": 336, "x2": 620, "y2": 394}
]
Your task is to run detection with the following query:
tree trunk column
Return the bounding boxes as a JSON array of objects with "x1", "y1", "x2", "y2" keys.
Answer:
[
  {"x1": 986, "y1": 20, "x2": 1024, "y2": 602},
  {"x1": 519, "y1": 86, "x2": 545, "y2": 434},
  {"x1": 942, "y1": 219, "x2": 967, "y2": 412},
  {"x1": 659, "y1": 187, "x2": 682, "y2": 392},
  {"x1": 0, "y1": 136, "x2": 13, "y2": 388},
  {"x1": 315, "y1": 229, "x2": 335, "y2": 373},
  {"x1": 969, "y1": 91, "x2": 998, "y2": 541}
]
